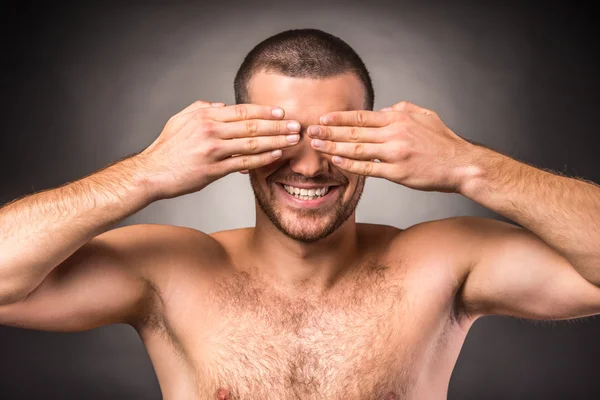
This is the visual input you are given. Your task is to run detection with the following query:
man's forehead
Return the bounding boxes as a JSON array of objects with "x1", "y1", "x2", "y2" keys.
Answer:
[{"x1": 247, "y1": 71, "x2": 365, "y2": 121}]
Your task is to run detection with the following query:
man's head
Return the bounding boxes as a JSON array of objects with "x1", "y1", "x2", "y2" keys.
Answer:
[{"x1": 234, "y1": 29, "x2": 374, "y2": 243}]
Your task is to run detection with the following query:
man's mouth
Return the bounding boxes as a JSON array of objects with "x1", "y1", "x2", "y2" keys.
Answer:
[
  {"x1": 274, "y1": 182, "x2": 341, "y2": 208},
  {"x1": 281, "y1": 184, "x2": 332, "y2": 200}
]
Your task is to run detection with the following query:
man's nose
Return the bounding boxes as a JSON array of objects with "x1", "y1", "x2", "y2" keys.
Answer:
[{"x1": 285, "y1": 132, "x2": 330, "y2": 178}]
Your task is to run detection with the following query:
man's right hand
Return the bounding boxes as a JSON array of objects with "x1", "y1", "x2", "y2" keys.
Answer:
[{"x1": 137, "y1": 100, "x2": 301, "y2": 200}]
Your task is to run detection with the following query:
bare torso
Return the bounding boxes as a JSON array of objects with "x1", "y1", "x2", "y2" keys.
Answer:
[{"x1": 136, "y1": 223, "x2": 474, "y2": 400}]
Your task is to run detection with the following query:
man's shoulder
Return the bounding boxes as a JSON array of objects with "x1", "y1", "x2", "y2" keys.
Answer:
[
  {"x1": 115, "y1": 223, "x2": 227, "y2": 252},
  {"x1": 111, "y1": 223, "x2": 232, "y2": 276},
  {"x1": 357, "y1": 217, "x2": 470, "y2": 248},
  {"x1": 386, "y1": 215, "x2": 497, "y2": 243},
  {"x1": 117, "y1": 223, "x2": 236, "y2": 307},
  {"x1": 380, "y1": 216, "x2": 499, "y2": 277}
]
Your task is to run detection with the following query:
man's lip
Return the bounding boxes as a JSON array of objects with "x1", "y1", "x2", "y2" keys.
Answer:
[{"x1": 275, "y1": 182, "x2": 341, "y2": 189}]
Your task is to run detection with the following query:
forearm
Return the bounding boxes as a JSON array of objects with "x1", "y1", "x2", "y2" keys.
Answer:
[
  {"x1": 459, "y1": 145, "x2": 600, "y2": 285},
  {"x1": 0, "y1": 155, "x2": 155, "y2": 303}
]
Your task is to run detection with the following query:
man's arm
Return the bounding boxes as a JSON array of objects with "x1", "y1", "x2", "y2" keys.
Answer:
[
  {"x1": 454, "y1": 147, "x2": 600, "y2": 320},
  {"x1": 0, "y1": 155, "x2": 153, "y2": 304},
  {"x1": 0, "y1": 223, "x2": 220, "y2": 331},
  {"x1": 0, "y1": 100, "x2": 298, "y2": 332},
  {"x1": 0, "y1": 153, "x2": 167, "y2": 330},
  {"x1": 304, "y1": 100, "x2": 600, "y2": 319},
  {"x1": 0, "y1": 153, "x2": 224, "y2": 331}
]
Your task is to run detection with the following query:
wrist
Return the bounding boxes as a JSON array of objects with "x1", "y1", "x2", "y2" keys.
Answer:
[
  {"x1": 455, "y1": 144, "x2": 491, "y2": 198},
  {"x1": 103, "y1": 155, "x2": 161, "y2": 207}
]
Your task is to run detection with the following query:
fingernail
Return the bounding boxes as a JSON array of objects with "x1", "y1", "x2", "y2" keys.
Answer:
[
  {"x1": 272, "y1": 108, "x2": 284, "y2": 118},
  {"x1": 211, "y1": 102, "x2": 225, "y2": 107},
  {"x1": 308, "y1": 126, "x2": 320, "y2": 136},
  {"x1": 332, "y1": 156, "x2": 343, "y2": 164},
  {"x1": 271, "y1": 149, "x2": 282, "y2": 157},
  {"x1": 312, "y1": 138, "x2": 324, "y2": 148},
  {"x1": 286, "y1": 134, "x2": 300, "y2": 143},
  {"x1": 287, "y1": 121, "x2": 300, "y2": 132},
  {"x1": 380, "y1": 107, "x2": 392, "y2": 112},
  {"x1": 320, "y1": 115, "x2": 331, "y2": 124}
]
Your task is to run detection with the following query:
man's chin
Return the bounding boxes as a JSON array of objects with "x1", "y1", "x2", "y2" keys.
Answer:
[{"x1": 275, "y1": 214, "x2": 337, "y2": 243}]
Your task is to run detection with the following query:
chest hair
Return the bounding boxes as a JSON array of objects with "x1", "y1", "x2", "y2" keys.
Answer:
[{"x1": 199, "y1": 261, "x2": 417, "y2": 399}]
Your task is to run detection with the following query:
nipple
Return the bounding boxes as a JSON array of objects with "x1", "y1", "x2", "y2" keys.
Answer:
[{"x1": 215, "y1": 387, "x2": 230, "y2": 400}]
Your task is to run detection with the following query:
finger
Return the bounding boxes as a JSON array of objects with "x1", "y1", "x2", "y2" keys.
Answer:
[
  {"x1": 175, "y1": 100, "x2": 215, "y2": 116},
  {"x1": 208, "y1": 104, "x2": 286, "y2": 123},
  {"x1": 379, "y1": 107, "x2": 393, "y2": 112},
  {"x1": 330, "y1": 156, "x2": 388, "y2": 178},
  {"x1": 220, "y1": 134, "x2": 300, "y2": 158},
  {"x1": 319, "y1": 110, "x2": 392, "y2": 127},
  {"x1": 219, "y1": 149, "x2": 284, "y2": 174},
  {"x1": 311, "y1": 139, "x2": 385, "y2": 161},
  {"x1": 215, "y1": 134, "x2": 300, "y2": 159},
  {"x1": 217, "y1": 119, "x2": 301, "y2": 139},
  {"x1": 306, "y1": 125, "x2": 385, "y2": 143},
  {"x1": 391, "y1": 101, "x2": 435, "y2": 115}
]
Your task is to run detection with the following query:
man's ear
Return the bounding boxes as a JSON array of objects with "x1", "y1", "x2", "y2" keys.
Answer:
[{"x1": 239, "y1": 170, "x2": 249, "y2": 174}]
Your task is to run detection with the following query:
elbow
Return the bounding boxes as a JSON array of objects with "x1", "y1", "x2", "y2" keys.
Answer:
[{"x1": 0, "y1": 277, "x2": 30, "y2": 306}]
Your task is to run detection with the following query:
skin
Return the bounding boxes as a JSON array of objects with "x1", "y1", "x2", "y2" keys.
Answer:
[
  {"x1": 243, "y1": 72, "x2": 369, "y2": 287},
  {"x1": 1, "y1": 71, "x2": 600, "y2": 399}
]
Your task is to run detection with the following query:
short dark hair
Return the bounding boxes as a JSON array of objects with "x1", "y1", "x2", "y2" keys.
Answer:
[{"x1": 234, "y1": 29, "x2": 374, "y2": 110}]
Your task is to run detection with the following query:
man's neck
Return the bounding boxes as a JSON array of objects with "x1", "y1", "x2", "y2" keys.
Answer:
[{"x1": 249, "y1": 215, "x2": 360, "y2": 293}]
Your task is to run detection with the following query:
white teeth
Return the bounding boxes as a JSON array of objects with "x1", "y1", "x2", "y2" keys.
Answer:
[{"x1": 282, "y1": 184, "x2": 332, "y2": 200}]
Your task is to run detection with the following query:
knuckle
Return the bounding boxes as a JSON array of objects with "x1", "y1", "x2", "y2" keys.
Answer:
[
  {"x1": 202, "y1": 140, "x2": 219, "y2": 155},
  {"x1": 235, "y1": 105, "x2": 248, "y2": 120},
  {"x1": 356, "y1": 111, "x2": 367, "y2": 127},
  {"x1": 398, "y1": 112, "x2": 410, "y2": 122},
  {"x1": 201, "y1": 121, "x2": 216, "y2": 135},
  {"x1": 245, "y1": 138, "x2": 258, "y2": 152},
  {"x1": 392, "y1": 141, "x2": 409, "y2": 159},
  {"x1": 245, "y1": 120, "x2": 258, "y2": 135},
  {"x1": 349, "y1": 127, "x2": 360, "y2": 141},
  {"x1": 363, "y1": 162, "x2": 373, "y2": 176},
  {"x1": 192, "y1": 109, "x2": 207, "y2": 122},
  {"x1": 354, "y1": 143, "x2": 364, "y2": 157},
  {"x1": 324, "y1": 126, "x2": 333, "y2": 139},
  {"x1": 240, "y1": 156, "x2": 251, "y2": 170},
  {"x1": 276, "y1": 121, "x2": 285, "y2": 134}
]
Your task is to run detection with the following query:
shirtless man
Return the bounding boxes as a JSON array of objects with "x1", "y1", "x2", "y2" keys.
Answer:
[{"x1": 1, "y1": 28, "x2": 600, "y2": 400}]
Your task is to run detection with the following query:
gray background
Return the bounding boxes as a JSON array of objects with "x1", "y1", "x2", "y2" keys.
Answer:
[{"x1": 2, "y1": 0, "x2": 599, "y2": 398}]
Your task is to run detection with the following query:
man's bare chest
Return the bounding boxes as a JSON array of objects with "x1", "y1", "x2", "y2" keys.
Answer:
[
  {"x1": 150, "y1": 262, "x2": 461, "y2": 400},
  {"x1": 197, "y1": 295, "x2": 415, "y2": 400}
]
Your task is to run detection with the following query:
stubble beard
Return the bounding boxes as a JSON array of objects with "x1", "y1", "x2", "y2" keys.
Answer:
[{"x1": 249, "y1": 173, "x2": 365, "y2": 243}]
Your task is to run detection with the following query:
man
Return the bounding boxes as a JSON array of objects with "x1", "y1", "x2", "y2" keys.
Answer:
[{"x1": 1, "y1": 28, "x2": 599, "y2": 400}]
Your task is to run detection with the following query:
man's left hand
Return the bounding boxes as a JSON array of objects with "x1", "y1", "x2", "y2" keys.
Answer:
[{"x1": 308, "y1": 101, "x2": 477, "y2": 193}]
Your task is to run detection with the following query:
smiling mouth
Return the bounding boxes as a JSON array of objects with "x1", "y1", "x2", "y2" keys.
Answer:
[{"x1": 276, "y1": 183, "x2": 339, "y2": 201}]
